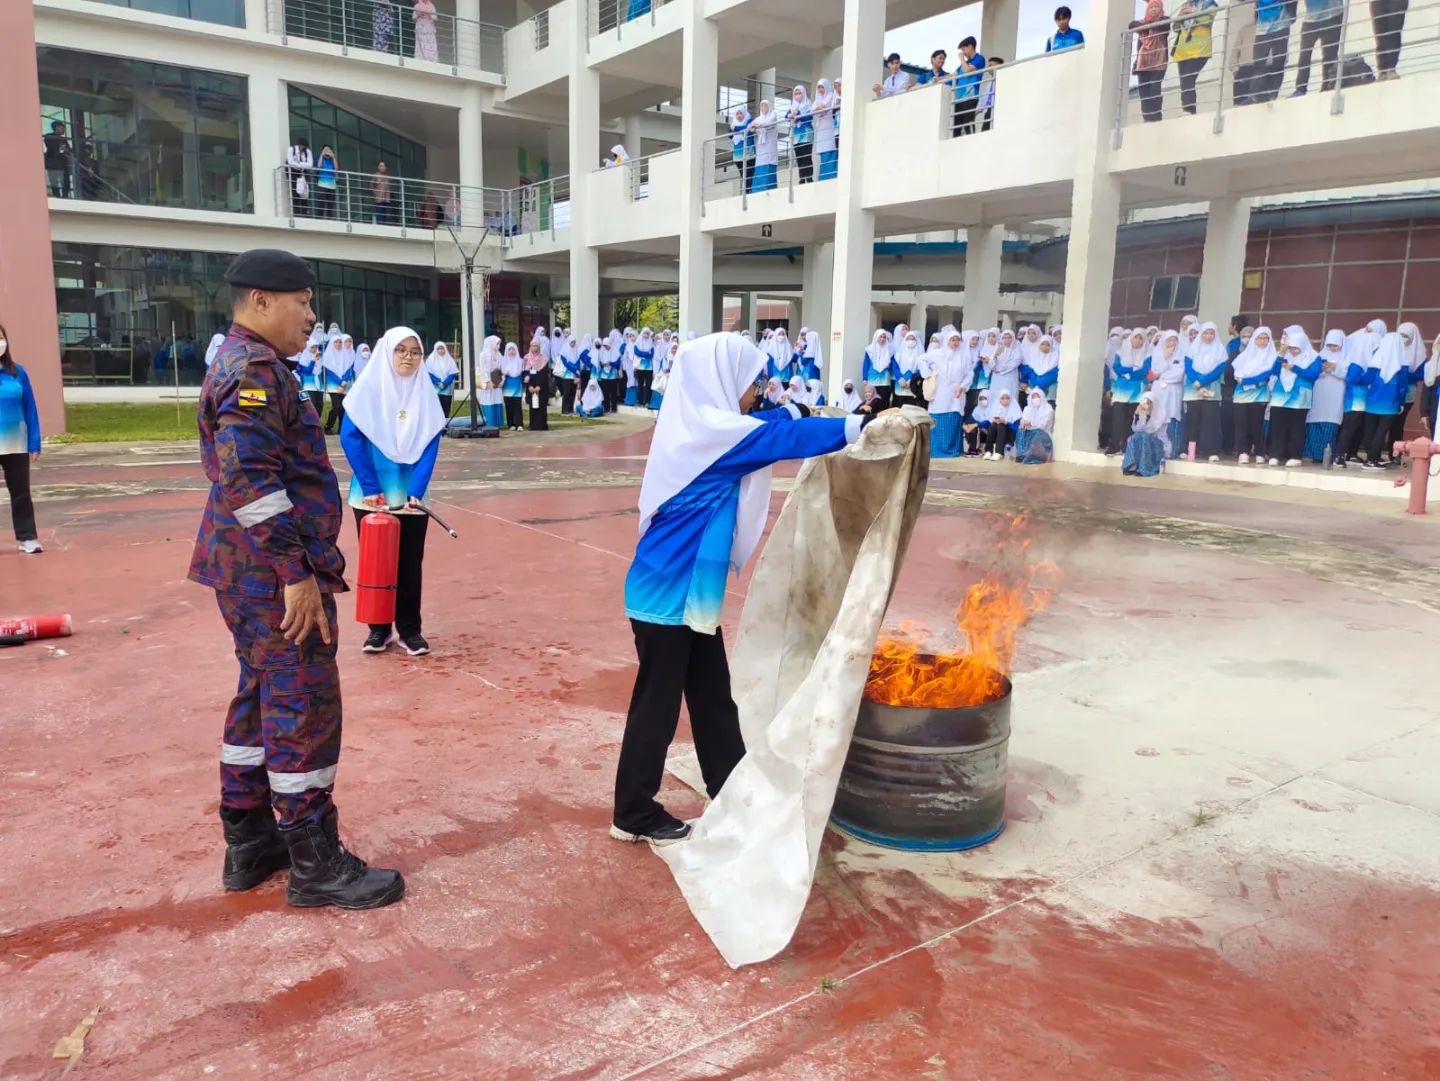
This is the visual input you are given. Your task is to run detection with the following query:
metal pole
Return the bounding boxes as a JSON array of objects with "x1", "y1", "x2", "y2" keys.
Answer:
[
  {"x1": 1331, "y1": 0, "x2": 1352, "y2": 115},
  {"x1": 171, "y1": 320, "x2": 180, "y2": 424},
  {"x1": 465, "y1": 257, "x2": 481, "y2": 430},
  {"x1": 1213, "y1": 8, "x2": 1228, "y2": 134}
]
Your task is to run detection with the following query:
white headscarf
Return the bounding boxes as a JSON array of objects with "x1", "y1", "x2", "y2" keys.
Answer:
[
  {"x1": 867, "y1": 328, "x2": 894, "y2": 368},
  {"x1": 342, "y1": 327, "x2": 447, "y2": 464},
  {"x1": 581, "y1": 377, "x2": 604, "y2": 411},
  {"x1": 763, "y1": 377, "x2": 784, "y2": 405},
  {"x1": 804, "y1": 329, "x2": 823, "y2": 371},
  {"x1": 972, "y1": 391, "x2": 990, "y2": 420},
  {"x1": 772, "y1": 327, "x2": 792, "y2": 361},
  {"x1": 1019, "y1": 325, "x2": 1043, "y2": 367},
  {"x1": 787, "y1": 375, "x2": 810, "y2": 406},
  {"x1": 354, "y1": 343, "x2": 371, "y2": 377},
  {"x1": 322, "y1": 333, "x2": 353, "y2": 380},
  {"x1": 1029, "y1": 334, "x2": 1059, "y2": 377},
  {"x1": 1022, "y1": 388, "x2": 1055, "y2": 432},
  {"x1": 425, "y1": 340, "x2": 458, "y2": 383},
  {"x1": 1232, "y1": 326, "x2": 1278, "y2": 380},
  {"x1": 988, "y1": 390, "x2": 1021, "y2": 424},
  {"x1": 531, "y1": 326, "x2": 550, "y2": 358},
  {"x1": 990, "y1": 331, "x2": 1022, "y2": 376},
  {"x1": 1188, "y1": 320, "x2": 1228, "y2": 376},
  {"x1": 791, "y1": 84, "x2": 812, "y2": 119},
  {"x1": 502, "y1": 341, "x2": 523, "y2": 378},
  {"x1": 1134, "y1": 391, "x2": 1170, "y2": 440},
  {"x1": 806, "y1": 378, "x2": 823, "y2": 404},
  {"x1": 839, "y1": 379, "x2": 862, "y2": 411},
  {"x1": 609, "y1": 144, "x2": 630, "y2": 165},
  {"x1": 204, "y1": 333, "x2": 225, "y2": 368},
  {"x1": 1118, "y1": 329, "x2": 1148, "y2": 370},
  {"x1": 753, "y1": 99, "x2": 777, "y2": 129},
  {"x1": 1398, "y1": 322, "x2": 1425, "y2": 373},
  {"x1": 1278, "y1": 325, "x2": 1317, "y2": 392},
  {"x1": 1370, "y1": 332, "x2": 1406, "y2": 382},
  {"x1": 894, "y1": 331, "x2": 925, "y2": 379},
  {"x1": 638, "y1": 333, "x2": 773, "y2": 574}
]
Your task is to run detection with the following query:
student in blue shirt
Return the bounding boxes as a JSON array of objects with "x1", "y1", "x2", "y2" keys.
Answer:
[
  {"x1": 1106, "y1": 329, "x2": 1152, "y2": 454},
  {"x1": 952, "y1": 37, "x2": 986, "y2": 136},
  {"x1": 340, "y1": 327, "x2": 447, "y2": 656},
  {"x1": 613, "y1": 333, "x2": 867, "y2": 846},
  {"x1": 1362, "y1": 332, "x2": 1409, "y2": 469},
  {"x1": 1046, "y1": 7, "x2": 1085, "y2": 51},
  {"x1": 0, "y1": 323, "x2": 43, "y2": 553},
  {"x1": 1292, "y1": 0, "x2": 1344, "y2": 95},
  {"x1": 1231, "y1": 326, "x2": 1281, "y2": 463},
  {"x1": 915, "y1": 49, "x2": 948, "y2": 86},
  {"x1": 1248, "y1": 0, "x2": 1295, "y2": 103}
]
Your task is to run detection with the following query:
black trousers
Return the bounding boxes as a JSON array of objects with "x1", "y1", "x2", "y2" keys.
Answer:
[
  {"x1": 964, "y1": 423, "x2": 981, "y2": 454},
  {"x1": 1270, "y1": 406, "x2": 1308, "y2": 461},
  {"x1": 953, "y1": 98, "x2": 978, "y2": 136},
  {"x1": 1371, "y1": 0, "x2": 1408, "y2": 74},
  {"x1": 636, "y1": 369, "x2": 653, "y2": 407},
  {"x1": 306, "y1": 390, "x2": 326, "y2": 419},
  {"x1": 353, "y1": 508, "x2": 428, "y2": 638},
  {"x1": 870, "y1": 384, "x2": 893, "y2": 409},
  {"x1": 578, "y1": 371, "x2": 591, "y2": 396},
  {"x1": 528, "y1": 395, "x2": 549, "y2": 431},
  {"x1": 1137, "y1": 68, "x2": 1165, "y2": 121},
  {"x1": 438, "y1": 393, "x2": 454, "y2": 419},
  {"x1": 1249, "y1": 31, "x2": 1290, "y2": 102},
  {"x1": 1386, "y1": 406, "x2": 1410, "y2": 454},
  {"x1": 796, "y1": 142, "x2": 813, "y2": 182},
  {"x1": 315, "y1": 188, "x2": 336, "y2": 218},
  {"x1": 558, "y1": 378, "x2": 577, "y2": 414},
  {"x1": 985, "y1": 422, "x2": 1012, "y2": 455},
  {"x1": 614, "y1": 620, "x2": 746, "y2": 832},
  {"x1": 325, "y1": 392, "x2": 345, "y2": 433},
  {"x1": 1295, "y1": 15, "x2": 1343, "y2": 93},
  {"x1": 1108, "y1": 401, "x2": 1138, "y2": 453},
  {"x1": 1337, "y1": 410, "x2": 1367, "y2": 460},
  {"x1": 603, "y1": 378, "x2": 623, "y2": 412},
  {"x1": 1183, "y1": 398, "x2": 1222, "y2": 457},
  {"x1": 504, "y1": 395, "x2": 524, "y2": 428},
  {"x1": 1178, "y1": 57, "x2": 1208, "y2": 114},
  {"x1": 1364, "y1": 412, "x2": 1398, "y2": 463},
  {"x1": 1, "y1": 453, "x2": 37, "y2": 542},
  {"x1": 1234, "y1": 402, "x2": 1268, "y2": 457}
]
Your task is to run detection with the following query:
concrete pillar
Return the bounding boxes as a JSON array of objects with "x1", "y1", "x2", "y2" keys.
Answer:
[
  {"x1": 980, "y1": 0, "x2": 1020, "y2": 62},
  {"x1": 455, "y1": 0, "x2": 480, "y2": 20},
  {"x1": 1199, "y1": 197, "x2": 1253, "y2": 328},
  {"x1": 458, "y1": 83, "x2": 485, "y2": 224},
  {"x1": 1052, "y1": 0, "x2": 1134, "y2": 460},
  {"x1": 963, "y1": 224, "x2": 1004, "y2": 330},
  {"x1": 248, "y1": 72, "x2": 288, "y2": 219},
  {"x1": 2, "y1": 0, "x2": 62, "y2": 433},
  {"x1": 756, "y1": 66, "x2": 778, "y2": 105},
  {"x1": 825, "y1": 0, "x2": 884, "y2": 403},
  {"x1": 813, "y1": 49, "x2": 843, "y2": 84},
  {"x1": 623, "y1": 114, "x2": 644, "y2": 161},
  {"x1": 801, "y1": 243, "x2": 834, "y2": 347},
  {"x1": 737, "y1": 293, "x2": 753, "y2": 334},
  {"x1": 243, "y1": 0, "x2": 270, "y2": 31},
  {"x1": 678, "y1": 8, "x2": 718, "y2": 334},
  {"x1": 567, "y1": 0, "x2": 601, "y2": 335},
  {"x1": 909, "y1": 293, "x2": 928, "y2": 340}
]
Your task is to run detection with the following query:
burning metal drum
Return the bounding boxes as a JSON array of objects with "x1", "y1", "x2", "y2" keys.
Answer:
[{"x1": 831, "y1": 660, "x2": 1011, "y2": 851}]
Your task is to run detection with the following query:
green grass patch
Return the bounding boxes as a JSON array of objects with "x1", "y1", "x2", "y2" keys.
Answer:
[{"x1": 56, "y1": 403, "x2": 200, "y2": 444}]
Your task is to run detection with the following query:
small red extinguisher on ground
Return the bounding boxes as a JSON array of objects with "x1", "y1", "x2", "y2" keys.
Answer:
[{"x1": 355, "y1": 512, "x2": 401, "y2": 625}]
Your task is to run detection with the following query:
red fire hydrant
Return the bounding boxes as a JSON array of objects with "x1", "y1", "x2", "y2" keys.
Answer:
[{"x1": 1392, "y1": 436, "x2": 1437, "y2": 516}]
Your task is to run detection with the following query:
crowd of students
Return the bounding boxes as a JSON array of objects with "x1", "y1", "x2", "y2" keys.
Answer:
[{"x1": 1104, "y1": 315, "x2": 1439, "y2": 477}]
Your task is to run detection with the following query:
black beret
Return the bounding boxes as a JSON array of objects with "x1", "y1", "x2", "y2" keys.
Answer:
[{"x1": 224, "y1": 249, "x2": 316, "y2": 292}]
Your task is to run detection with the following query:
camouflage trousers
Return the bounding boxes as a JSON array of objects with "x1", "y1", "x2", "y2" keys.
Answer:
[{"x1": 215, "y1": 592, "x2": 342, "y2": 827}]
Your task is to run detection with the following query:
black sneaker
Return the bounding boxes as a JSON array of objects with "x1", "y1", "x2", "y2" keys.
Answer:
[
  {"x1": 362, "y1": 629, "x2": 394, "y2": 653},
  {"x1": 1361, "y1": 460, "x2": 1381, "y2": 471},
  {"x1": 401, "y1": 633, "x2": 430, "y2": 656},
  {"x1": 609, "y1": 814, "x2": 692, "y2": 848}
]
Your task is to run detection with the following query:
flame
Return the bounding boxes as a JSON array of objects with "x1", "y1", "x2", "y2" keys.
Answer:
[{"x1": 864, "y1": 514, "x2": 1057, "y2": 709}]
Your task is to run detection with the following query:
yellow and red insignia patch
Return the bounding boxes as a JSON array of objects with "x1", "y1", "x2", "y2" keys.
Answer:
[{"x1": 237, "y1": 388, "x2": 268, "y2": 408}]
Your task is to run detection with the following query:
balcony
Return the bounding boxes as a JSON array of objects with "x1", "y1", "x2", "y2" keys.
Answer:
[
  {"x1": 503, "y1": 1, "x2": 571, "y2": 102},
  {"x1": 588, "y1": 150, "x2": 683, "y2": 246},
  {"x1": 266, "y1": 0, "x2": 505, "y2": 78},
  {"x1": 700, "y1": 122, "x2": 839, "y2": 239},
  {"x1": 861, "y1": 49, "x2": 1083, "y2": 228},
  {"x1": 273, "y1": 165, "x2": 508, "y2": 235},
  {"x1": 586, "y1": 0, "x2": 677, "y2": 41},
  {"x1": 1111, "y1": 0, "x2": 1440, "y2": 197},
  {"x1": 505, "y1": 176, "x2": 573, "y2": 260},
  {"x1": 46, "y1": 140, "x2": 251, "y2": 214}
]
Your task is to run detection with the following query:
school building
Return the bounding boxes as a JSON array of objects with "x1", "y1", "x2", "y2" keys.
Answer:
[{"x1": 8, "y1": 0, "x2": 1440, "y2": 457}]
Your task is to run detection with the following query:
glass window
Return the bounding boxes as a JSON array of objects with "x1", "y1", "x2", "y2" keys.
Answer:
[
  {"x1": 1149, "y1": 277, "x2": 1175, "y2": 311},
  {"x1": 287, "y1": 89, "x2": 427, "y2": 181},
  {"x1": 38, "y1": 48, "x2": 250, "y2": 212},
  {"x1": 1172, "y1": 275, "x2": 1201, "y2": 311},
  {"x1": 97, "y1": 0, "x2": 245, "y2": 27}
]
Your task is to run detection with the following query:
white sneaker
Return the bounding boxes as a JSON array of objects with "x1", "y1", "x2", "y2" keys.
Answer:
[
  {"x1": 1268, "y1": 457, "x2": 1280, "y2": 467},
  {"x1": 1238, "y1": 453, "x2": 1250, "y2": 464},
  {"x1": 1208, "y1": 455, "x2": 1220, "y2": 463},
  {"x1": 1284, "y1": 458, "x2": 1301, "y2": 468},
  {"x1": 20, "y1": 539, "x2": 43, "y2": 554}
]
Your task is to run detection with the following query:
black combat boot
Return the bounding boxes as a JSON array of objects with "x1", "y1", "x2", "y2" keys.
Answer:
[
  {"x1": 283, "y1": 807, "x2": 405, "y2": 910},
  {"x1": 220, "y1": 806, "x2": 291, "y2": 891}
]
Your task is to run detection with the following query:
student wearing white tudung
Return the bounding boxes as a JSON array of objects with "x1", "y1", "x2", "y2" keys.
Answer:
[
  {"x1": 652, "y1": 339, "x2": 678, "y2": 410},
  {"x1": 1149, "y1": 329, "x2": 1185, "y2": 458},
  {"x1": 1022, "y1": 333, "x2": 1060, "y2": 403},
  {"x1": 1305, "y1": 329, "x2": 1347, "y2": 463},
  {"x1": 800, "y1": 329, "x2": 823, "y2": 382},
  {"x1": 813, "y1": 79, "x2": 839, "y2": 180},
  {"x1": 927, "y1": 327, "x2": 971, "y2": 459},
  {"x1": 340, "y1": 327, "x2": 447, "y2": 657},
  {"x1": 861, "y1": 327, "x2": 896, "y2": 407},
  {"x1": 613, "y1": 333, "x2": 867, "y2": 846},
  {"x1": 893, "y1": 329, "x2": 927, "y2": 406},
  {"x1": 1183, "y1": 321, "x2": 1227, "y2": 461},
  {"x1": 1122, "y1": 392, "x2": 1170, "y2": 477},
  {"x1": 791, "y1": 85, "x2": 815, "y2": 183},
  {"x1": 1269, "y1": 325, "x2": 1325, "y2": 467},
  {"x1": 983, "y1": 388, "x2": 1021, "y2": 459},
  {"x1": 987, "y1": 329, "x2": 1023, "y2": 406},
  {"x1": 501, "y1": 341, "x2": 525, "y2": 431},
  {"x1": 1107, "y1": 329, "x2": 1151, "y2": 454},
  {"x1": 633, "y1": 327, "x2": 657, "y2": 407},
  {"x1": 1362, "y1": 332, "x2": 1409, "y2": 469},
  {"x1": 424, "y1": 340, "x2": 458, "y2": 420},
  {"x1": 1015, "y1": 388, "x2": 1056, "y2": 465},
  {"x1": 839, "y1": 379, "x2": 863, "y2": 412},
  {"x1": 475, "y1": 334, "x2": 505, "y2": 429},
  {"x1": 729, "y1": 105, "x2": 754, "y2": 191},
  {"x1": 1231, "y1": 326, "x2": 1280, "y2": 464},
  {"x1": 750, "y1": 101, "x2": 779, "y2": 193},
  {"x1": 321, "y1": 332, "x2": 356, "y2": 435},
  {"x1": 578, "y1": 376, "x2": 606, "y2": 418},
  {"x1": 1334, "y1": 327, "x2": 1375, "y2": 467},
  {"x1": 557, "y1": 332, "x2": 583, "y2": 414}
]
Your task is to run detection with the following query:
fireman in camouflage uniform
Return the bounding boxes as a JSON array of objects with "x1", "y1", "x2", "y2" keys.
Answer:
[{"x1": 190, "y1": 249, "x2": 404, "y2": 910}]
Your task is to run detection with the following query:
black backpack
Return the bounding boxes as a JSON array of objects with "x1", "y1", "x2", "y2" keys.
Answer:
[{"x1": 1341, "y1": 54, "x2": 1375, "y2": 88}]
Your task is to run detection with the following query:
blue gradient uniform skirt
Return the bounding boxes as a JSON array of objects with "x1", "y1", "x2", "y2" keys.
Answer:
[
  {"x1": 818, "y1": 150, "x2": 838, "y2": 180},
  {"x1": 930, "y1": 411, "x2": 964, "y2": 458},
  {"x1": 1304, "y1": 421, "x2": 1339, "y2": 461},
  {"x1": 750, "y1": 163, "x2": 777, "y2": 192},
  {"x1": 481, "y1": 403, "x2": 505, "y2": 428},
  {"x1": 1015, "y1": 428, "x2": 1053, "y2": 464},
  {"x1": 1122, "y1": 432, "x2": 1166, "y2": 476}
]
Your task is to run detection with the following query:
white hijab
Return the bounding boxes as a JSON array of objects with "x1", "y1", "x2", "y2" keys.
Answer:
[
  {"x1": 1398, "y1": 322, "x2": 1425, "y2": 373},
  {"x1": 425, "y1": 340, "x2": 458, "y2": 382},
  {"x1": 502, "y1": 342, "x2": 523, "y2": 378},
  {"x1": 1030, "y1": 334, "x2": 1059, "y2": 377},
  {"x1": 638, "y1": 333, "x2": 773, "y2": 574},
  {"x1": 839, "y1": 380, "x2": 862, "y2": 411},
  {"x1": 1118, "y1": 330, "x2": 1148, "y2": 370},
  {"x1": 791, "y1": 84, "x2": 812, "y2": 118},
  {"x1": 1188, "y1": 321, "x2": 1228, "y2": 376},
  {"x1": 1135, "y1": 391, "x2": 1170, "y2": 437},
  {"x1": 894, "y1": 332, "x2": 925, "y2": 378},
  {"x1": 354, "y1": 343, "x2": 371, "y2": 377},
  {"x1": 804, "y1": 329, "x2": 823, "y2": 370},
  {"x1": 787, "y1": 375, "x2": 810, "y2": 406},
  {"x1": 990, "y1": 332, "x2": 1022, "y2": 375},
  {"x1": 1279, "y1": 325, "x2": 1317, "y2": 391},
  {"x1": 988, "y1": 391, "x2": 1021, "y2": 424},
  {"x1": 204, "y1": 333, "x2": 225, "y2": 368},
  {"x1": 581, "y1": 378, "x2": 604, "y2": 410},
  {"x1": 1370, "y1": 332, "x2": 1405, "y2": 382},
  {"x1": 867, "y1": 328, "x2": 894, "y2": 368},
  {"x1": 1021, "y1": 388, "x2": 1055, "y2": 432},
  {"x1": 342, "y1": 327, "x2": 447, "y2": 464},
  {"x1": 1232, "y1": 326, "x2": 1278, "y2": 380}
]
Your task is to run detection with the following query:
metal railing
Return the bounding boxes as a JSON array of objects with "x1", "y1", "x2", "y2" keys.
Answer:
[
  {"x1": 45, "y1": 139, "x2": 251, "y2": 212},
  {"x1": 586, "y1": 0, "x2": 675, "y2": 41},
  {"x1": 268, "y1": 0, "x2": 506, "y2": 76},
  {"x1": 507, "y1": 175, "x2": 572, "y2": 240},
  {"x1": 532, "y1": 8, "x2": 550, "y2": 50},
  {"x1": 715, "y1": 80, "x2": 809, "y2": 124},
  {"x1": 702, "y1": 122, "x2": 833, "y2": 207},
  {"x1": 1115, "y1": 0, "x2": 1440, "y2": 133},
  {"x1": 274, "y1": 165, "x2": 506, "y2": 230}
]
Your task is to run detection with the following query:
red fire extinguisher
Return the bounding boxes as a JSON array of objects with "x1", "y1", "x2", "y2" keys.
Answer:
[
  {"x1": 0, "y1": 613, "x2": 73, "y2": 641},
  {"x1": 355, "y1": 512, "x2": 401, "y2": 625}
]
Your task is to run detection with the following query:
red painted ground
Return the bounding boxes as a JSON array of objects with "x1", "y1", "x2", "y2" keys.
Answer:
[{"x1": 2, "y1": 431, "x2": 1437, "y2": 1079}]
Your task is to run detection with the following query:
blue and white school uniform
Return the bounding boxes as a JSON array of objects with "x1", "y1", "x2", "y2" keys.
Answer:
[
  {"x1": 298, "y1": 345, "x2": 324, "y2": 397},
  {"x1": 1305, "y1": 329, "x2": 1346, "y2": 461},
  {"x1": 813, "y1": 80, "x2": 838, "y2": 180},
  {"x1": 477, "y1": 336, "x2": 506, "y2": 428},
  {"x1": 862, "y1": 329, "x2": 895, "y2": 393},
  {"x1": 1123, "y1": 394, "x2": 1169, "y2": 477},
  {"x1": 730, "y1": 107, "x2": 754, "y2": 189},
  {"x1": 1015, "y1": 391, "x2": 1055, "y2": 464},
  {"x1": 1020, "y1": 335, "x2": 1060, "y2": 403},
  {"x1": 0, "y1": 364, "x2": 42, "y2": 458},
  {"x1": 927, "y1": 333, "x2": 970, "y2": 458},
  {"x1": 578, "y1": 377, "x2": 606, "y2": 418},
  {"x1": 799, "y1": 330, "x2": 822, "y2": 382},
  {"x1": 652, "y1": 345, "x2": 677, "y2": 410},
  {"x1": 1366, "y1": 333, "x2": 1409, "y2": 418},
  {"x1": 425, "y1": 342, "x2": 457, "y2": 402},
  {"x1": 750, "y1": 104, "x2": 779, "y2": 193},
  {"x1": 1150, "y1": 331, "x2": 1186, "y2": 457}
]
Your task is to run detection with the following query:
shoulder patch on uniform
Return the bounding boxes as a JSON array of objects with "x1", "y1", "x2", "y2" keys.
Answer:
[{"x1": 237, "y1": 388, "x2": 269, "y2": 407}]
